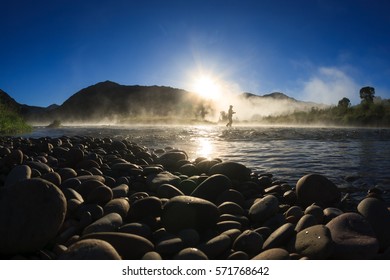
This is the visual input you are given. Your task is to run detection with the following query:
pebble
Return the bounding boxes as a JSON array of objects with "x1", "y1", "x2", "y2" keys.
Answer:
[
  {"x1": 326, "y1": 212, "x2": 379, "y2": 259},
  {"x1": 156, "y1": 183, "x2": 184, "y2": 199},
  {"x1": 294, "y1": 225, "x2": 334, "y2": 259},
  {"x1": 248, "y1": 195, "x2": 279, "y2": 224},
  {"x1": 4, "y1": 165, "x2": 32, "y2": 187},
  {"x1": 233, "y1": 230, "x2": 264, "y2": 256},
  {"x1": 82, "y1": 212, "x2": 123, "y2": 235},
  {"x1": 146, "y1": 171, "x2": 181, "y2": 192},
  {"x1": 262, "y1": 223, "x2": 295, "y2": 250},
  {"x1": 161, "y1": 195, "x2": 219, "y2": 233},
  {"x1": 296, "y1": 174, "x2": 341, "y2": 208},
  {"x1": 294, "y1": 214, "x2": 317, "y2": 232},
  {"x1": 59, "y1": 239, "x2": 121, "y2": 260},
  {"x1": 197, "y1": 234, "x2": 232, "y2": 259},
  {"x1": 129, "y1": 196, "x2": 162, "y2": 220},
  {"x1": 190, "y1": 174, "x2": 232, "y2": 203},
  {"x1": 174, "y1": 248, "x2": 208, "y2": 260},
  {"x1": 252, "y1": 248, "x2": 290, "y2": 260},
  {"x1": 357, "y1": 197, "x2": 390, "y2": 251},
  {"x1": 119, "y1": 223, "x2": 152, "y2": 239},
  {"x1": 103, "y1": 198, "x2": 130, "y2": 219},
  {"x1": 81, "y1": 232, "x2": 154, "y2": 260},
  {"x1": 209, "y1": 161, "x2": 251, "y2": 181}
]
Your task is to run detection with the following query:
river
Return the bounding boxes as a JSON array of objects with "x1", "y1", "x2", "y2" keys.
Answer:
[{"x1": 21, "y1": 125, "x2": 390, "y2": 204}]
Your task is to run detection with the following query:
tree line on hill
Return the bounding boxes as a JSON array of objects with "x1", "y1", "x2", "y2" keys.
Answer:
[{"x1": 260, "y1": 86, "x2": 390, "y2": 126}]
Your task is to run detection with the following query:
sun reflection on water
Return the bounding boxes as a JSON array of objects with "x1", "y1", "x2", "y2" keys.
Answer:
[{"x1": 196, "y1": 137, "x2": 213, "y2": 159}]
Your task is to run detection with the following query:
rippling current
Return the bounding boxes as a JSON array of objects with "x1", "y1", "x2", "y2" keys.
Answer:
[{"x1": 22, "y1": 125, "x2": 390, "y2": 204}]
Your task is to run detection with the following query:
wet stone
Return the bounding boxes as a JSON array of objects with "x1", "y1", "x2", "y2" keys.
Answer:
[
  {"x1": 103, "y1": 198, "x2": 130, "y2": 219},
  {"x1": 323, "y1": 207, "x2": 344, "y2": 223},
  {"x1": 294, "y1": 214, "x2": 317, "y2": 232},
  {"x1": 262, "y1": 223, "x2": 295, "y2": 250},
  {"x1": 217, "y1": 221, "x2": 242, "y2": 232},
  {"x1": 294, "y1": 225, "x2": 334, "y2": 260},
  {"x1": 0, "y1": 178, "x2": 67, "y2": 255},
  {"x1": 304, "y1": 204, "x2": 324, "y2": 224},
  {"x1": 190, "y1": 174, "x2": 232, "y2": 203},
  {"x1": 174, "y1": 248, "x2": 208, "y2": 260},
  {"x1": 248, "y1": 195, "x2": 279, "y2": 224},
  {"x1": 177, "y1": 179, "x2": 198, "y2": 195},
  {"x1": 156, "y1": 183, "x2": 184, "y2": 199},
  {"x1": 85, "y1": 184, "x2": 113, "y2": 205},
  {"x1": 146, "y1": 171, "x2": 181, "y2": 192},
  {"x1": 41, "y1": 171, "x2": 62, "y2": 187},
  {"x1": 326, "y1": 212, "x2": 379, "y2": 259},
  {"x1": 296, "y1": 174, "x2": 341, "y2": 208},
  {"x1": 82, "y1": 212, "x2": 123, "y2": 235},
  {"x1": 158, "y1": 151, "x2": 188, "y2": 171},
  {"x1": 227, "y1": 251, "x2": 249, "y2": 260},
  {"x1": 130, "y1": 196, "x2": 162, "y2": 220},
  {"x1": 197, "y1": 234, "x2": 232, "y2": 259},
  {"x1": 111, "y1": 184, "x2": 129, "y2": 198},
  {"x1": 81, "y1": 232, "x2": 154, "y2": 260},
  {"x1": 233, "y1": 230, "x2": 264, "y2": 257},
  {"x1": 156, "y1": 237, "x2": 185, "y2": 257},
  {"x1": 209, "y1": 161, "x2": 251, "y2": 182},
  {"x1": 252, "y1": 248, "x2": 290, "y2": 260},
  {"x1": 119, "y1": 223, "x2": 152, "y2": 239},
  {"x1": 142, "y1": 251, "x2": 162, "y2": 260},
  {"x1": 59, "y1": 239, "x2": 121, "y2": 260},
  {"x1": 178, "y1": 229, "x2": 200, "y2": 247},
  {"x1": 4, "y1": 165, "x2": 31, "y2": 187},
  {"x1": 357, "y1": 197, "x2": 390, "y2": 251},
  {"x1": 25, "y1": 161, "x2": 52, "y2": 174},
  {"x1": 161, "y1": 196, "x2": 219, "y2": 233},
  {"x1": 215, "y1": 189, "x2": 245, "y2": 207}
]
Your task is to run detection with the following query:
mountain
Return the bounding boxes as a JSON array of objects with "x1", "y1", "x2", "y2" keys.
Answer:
[
  {"x1": 237, "y1": 91, "x2": 328, "y2": 120},
  {"x1": 2, "y1": 81, "x2": 328, "y2": 124},
  {"x1": 54, "y1": 81, "x2": 206, "y2": 123},
  {"x1": 242, "y1": 91, "x2": 296, "y2": 101},
  {"x1": 0, "y1": 89, "x2": 20, "y2": 111}
]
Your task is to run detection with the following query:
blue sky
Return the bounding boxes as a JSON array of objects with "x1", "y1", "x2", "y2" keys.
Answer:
[{"x1": 1, "y1": 0, "x2": 389, "y2": 107}]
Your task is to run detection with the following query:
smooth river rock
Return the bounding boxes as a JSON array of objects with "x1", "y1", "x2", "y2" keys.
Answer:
[
  {"x1": 161, "y1": 195, "x2": 219, "y2": 233},
  {"x1": 190, "y1": 174, "x2": 232, "y2": 203},
  {"x1": 357, "y1": 197, "x2": 390, "y2": 251},
  {"x1": 81, "y1": 232, "x2": 154, "y2": 260},
  {"x1": 59, "y1": 239, "x2": 121, "y2": 260},
  {"x1": 296, "y1": 174, "x2": 341, "y2": 208},
  {"x1": 294, "y1": 225, "x2": 334, "y2": 259},
  {"x1": 4, "y1": 165, "x2": 32, "y2": 187},
  {"x1": 0, "y1": 178, "x2": 67, "y2": 255},
  {"x1": 248, "y1": 195, "x2": 279, "y2": 224},
  {"x1": 208, "y1": 161, "x2": 251, "y2": 181},
  {"x1": 326, "y1": 212, "x2": 379, "y2": 259}
]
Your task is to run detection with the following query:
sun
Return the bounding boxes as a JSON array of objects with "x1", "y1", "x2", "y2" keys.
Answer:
[{"x1": 192, "y1": 75, "x2": 222, "y2": 100}]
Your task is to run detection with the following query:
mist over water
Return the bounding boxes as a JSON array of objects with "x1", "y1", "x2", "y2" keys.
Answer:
[{"x1": 23, "y1": 124, "x2": 390, "y2": 203}]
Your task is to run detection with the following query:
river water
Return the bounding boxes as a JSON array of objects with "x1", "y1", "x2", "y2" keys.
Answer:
[{"x1": 22, "y1": 125, "x2": 390, "y2": 204}]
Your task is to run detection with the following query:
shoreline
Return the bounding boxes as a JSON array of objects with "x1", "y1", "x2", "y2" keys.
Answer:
[{"x1": 1, "y1": 135, "x2": 389, "y2": 260}]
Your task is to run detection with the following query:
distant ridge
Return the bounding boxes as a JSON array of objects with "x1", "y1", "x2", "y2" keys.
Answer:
[{"x1": 2, "y1": 81, "x2": 327, "y2": 124}]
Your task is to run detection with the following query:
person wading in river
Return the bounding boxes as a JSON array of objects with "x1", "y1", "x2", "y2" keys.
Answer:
[{"x1": 226, "y1": 105, "x2": 236, "y2": 127}]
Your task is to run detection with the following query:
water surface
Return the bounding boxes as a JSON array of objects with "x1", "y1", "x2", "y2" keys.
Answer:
[{"x1": 22, "y1": 125, "x2": 390, "y2": 203}]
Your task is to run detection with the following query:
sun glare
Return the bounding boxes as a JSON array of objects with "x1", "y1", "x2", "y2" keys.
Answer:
[{"x1": 192, "y1": 75, "x2": 222, "y2": 100}]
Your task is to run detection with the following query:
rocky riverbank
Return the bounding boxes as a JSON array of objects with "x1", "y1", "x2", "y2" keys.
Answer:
[{"x1": 0, "y1": 135, "x2": 389, "y2": 260}]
